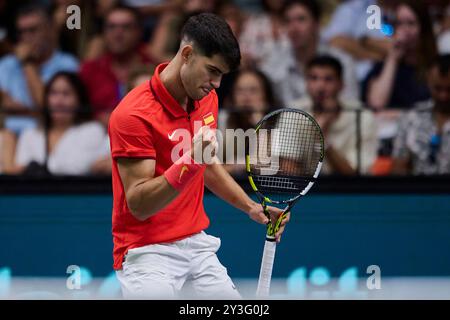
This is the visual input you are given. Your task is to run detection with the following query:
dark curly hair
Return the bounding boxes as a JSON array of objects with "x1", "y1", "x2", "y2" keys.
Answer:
[{"x1": 181, "y1": 12, "x2": 241, "y2": 71}]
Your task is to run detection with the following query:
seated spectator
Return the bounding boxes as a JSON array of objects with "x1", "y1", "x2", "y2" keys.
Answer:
[
  {"x1": 90, "y1": 62, "x2": 156, "y2": 176},
  {"x1": 363, "y1": 0, "x2": 437, "y2": 111},
  {"x1": 82, "y1": 0, "x2": 119, "y2": 60},
  {"x1": 79, "y1": 5, "x2": 154, "y2": 128},
  {"x1": 14, "y1": 72, "x2": 108, "y2": 176},
  {"x1": 0, "y1": 3, "x2": 79, "y2": 135},
  {"x1": 219, "y1": 68, "x2": 277, "y2": 176},
  {"x1": 121, "y1": 0, "x2": 180, "y2": 41},
  {"x1": 122, "y1": 0, "x2": 177, "y2": 18},
  {"x1": 51, "y1": 0, "x2": 101, "y2": 58},
  {"x1": 217, "y1": 0, "x2": 245, "y2": 40},
  {"x1": 291, "y1": 55, "x2": 378, "y2": 175},
  {"x1": 239, "y1": 0, "x2": 289, "y2": 68},
  {"x1": 83, "y1": 1, "x2": 177, "y2": 58},
  {"x1": 392, "y1": 54, "x2": 450, "y2": 175},
  {"x1": 214, "y1": 1, "x2": 247, "y2": 105},
  {"x1": 148, "y1": 0, "x2": 219, "y2": 63},
  {"x1": 261, "y1": 0, "x2": 359, "y2": 105},
  {"x1": 323, "y1": 0, "x2": 395, "y2": 80},
  {"x1": 89, "y1": 133, "x2": 113, "y2": 176}
]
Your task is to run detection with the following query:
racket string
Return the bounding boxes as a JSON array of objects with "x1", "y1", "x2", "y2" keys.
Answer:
[{"x1": 249, "y1": 110, "x2": 323, "y2": 202}]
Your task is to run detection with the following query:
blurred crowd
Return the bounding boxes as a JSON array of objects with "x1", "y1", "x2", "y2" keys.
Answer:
[{"x1": 0, "y1": 0, "x2": 449, "y2": 177}]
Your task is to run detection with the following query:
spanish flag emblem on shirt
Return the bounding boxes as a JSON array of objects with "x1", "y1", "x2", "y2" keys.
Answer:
[{"x1": 203, "y1": 112, "x2": 215, "y2": 126}]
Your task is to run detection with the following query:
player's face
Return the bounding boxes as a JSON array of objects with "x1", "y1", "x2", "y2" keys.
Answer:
[
  {"x1": 180, "y1": 50, "x2": 229, "y2": 100},
  {"x1": 306, "y1": 66, "x2": 342, "y2": 106},
  {"x1": 47, "y1": 76, "x2": 79, "y2": 125},
  {"x1": 284, "y1": 4, "x2": 318, "y2": 50},
  {"x1": 428, "y1": 67, "x2": 450, "y2": 112}
]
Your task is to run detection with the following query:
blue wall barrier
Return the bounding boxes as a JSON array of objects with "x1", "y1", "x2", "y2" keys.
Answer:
[{"x1": 1, "y1": 192, "x2": 450, "y2": 279}]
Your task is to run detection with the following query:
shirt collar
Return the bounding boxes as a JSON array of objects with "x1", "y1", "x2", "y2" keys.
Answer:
[{"x1": 150, "y1": 62, "x2": 199, "y2": 118}]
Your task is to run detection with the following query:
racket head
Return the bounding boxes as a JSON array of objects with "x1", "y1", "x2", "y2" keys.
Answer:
[{"x1": 245, "y1": 108, "x2": 324, "y2": 204}]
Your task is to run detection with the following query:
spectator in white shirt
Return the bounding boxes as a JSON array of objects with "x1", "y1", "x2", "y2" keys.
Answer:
[
  {"x1": 291, "y1": 55, "x2": 378, "y2": 175},
  {"x1": 14, "y1": 71, "x2": 108, "y2": 176},
  {"x1": 239, "y1": 0, "x2": 290, "y2": 68},
  {"x1": 261, "y1": 0, "x2": 359, "y2": 105}
]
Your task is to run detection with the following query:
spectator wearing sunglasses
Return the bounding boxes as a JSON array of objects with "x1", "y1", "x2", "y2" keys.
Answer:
[{"x1": 0, "y1": 3, "x2": 79, "y2": 135}]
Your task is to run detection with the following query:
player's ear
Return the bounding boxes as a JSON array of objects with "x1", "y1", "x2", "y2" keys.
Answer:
[{"x1": 181, "y1": 45, "x2": 194, "y2": 64}]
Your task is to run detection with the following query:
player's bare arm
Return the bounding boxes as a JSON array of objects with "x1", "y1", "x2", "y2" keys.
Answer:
[
  {"x1": 118, "y1": 126, "x2": 217, "y2": 221},
  {"x1": 117, "y1": 158, "x2": 178, "y2": 221}
]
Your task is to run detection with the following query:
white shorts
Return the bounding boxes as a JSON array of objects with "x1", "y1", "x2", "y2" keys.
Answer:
[{"x1": 116, "y1": 231, "x2": 241, "y2": 299}]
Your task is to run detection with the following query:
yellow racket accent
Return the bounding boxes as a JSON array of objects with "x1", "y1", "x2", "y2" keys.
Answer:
[
  {"x1": 263, "y1": 203, "x2": 288, "y2": 238},
  {"x1": 248, "y1": 176, "x2": 258, "y2": 192},
  {"x1": 245, "y1": 155, "x2": 251, "y2": 173}
]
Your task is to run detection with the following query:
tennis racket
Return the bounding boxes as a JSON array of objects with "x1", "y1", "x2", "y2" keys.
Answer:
[{"x1": 245, "y1": 108, "x2": 324, "y2": 297}]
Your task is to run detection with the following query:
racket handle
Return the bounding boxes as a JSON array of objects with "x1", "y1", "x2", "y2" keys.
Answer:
[{"x1": 256, "y1": 239, "x2": 277, "y2": 297}]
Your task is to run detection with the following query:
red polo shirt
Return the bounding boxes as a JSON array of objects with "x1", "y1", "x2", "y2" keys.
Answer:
[
  {"x1": 108, "y1": 62, "x2": 218, "y2": 270},
  {"x1": 80, "y1": 45, "x2": 154, "y2": 117}
]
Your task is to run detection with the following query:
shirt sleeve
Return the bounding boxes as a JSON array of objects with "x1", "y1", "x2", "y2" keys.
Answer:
[
  {"x1": 60, "y1": 54, "x2": 79, "y2": 72},
  {"x1": 108, "y1": 110, "x2": 156, "y2": 160}
]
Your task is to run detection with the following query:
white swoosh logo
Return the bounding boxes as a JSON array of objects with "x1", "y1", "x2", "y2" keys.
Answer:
[{"x1": 168, "y1": 131, "x2": 177, "y2": 140}]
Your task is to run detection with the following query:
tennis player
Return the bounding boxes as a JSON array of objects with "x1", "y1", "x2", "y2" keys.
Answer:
[{"x1": 108, "y1": 13, "x2": 290, "y2": 299}]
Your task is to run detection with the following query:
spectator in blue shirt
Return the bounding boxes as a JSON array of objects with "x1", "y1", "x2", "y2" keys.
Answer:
[
  {"x1": 322, "y1": 0, "x2": 396, "y2": 81},
  {"x1": 0, "y1": 3, "x2": 78, "y2": 135}
]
